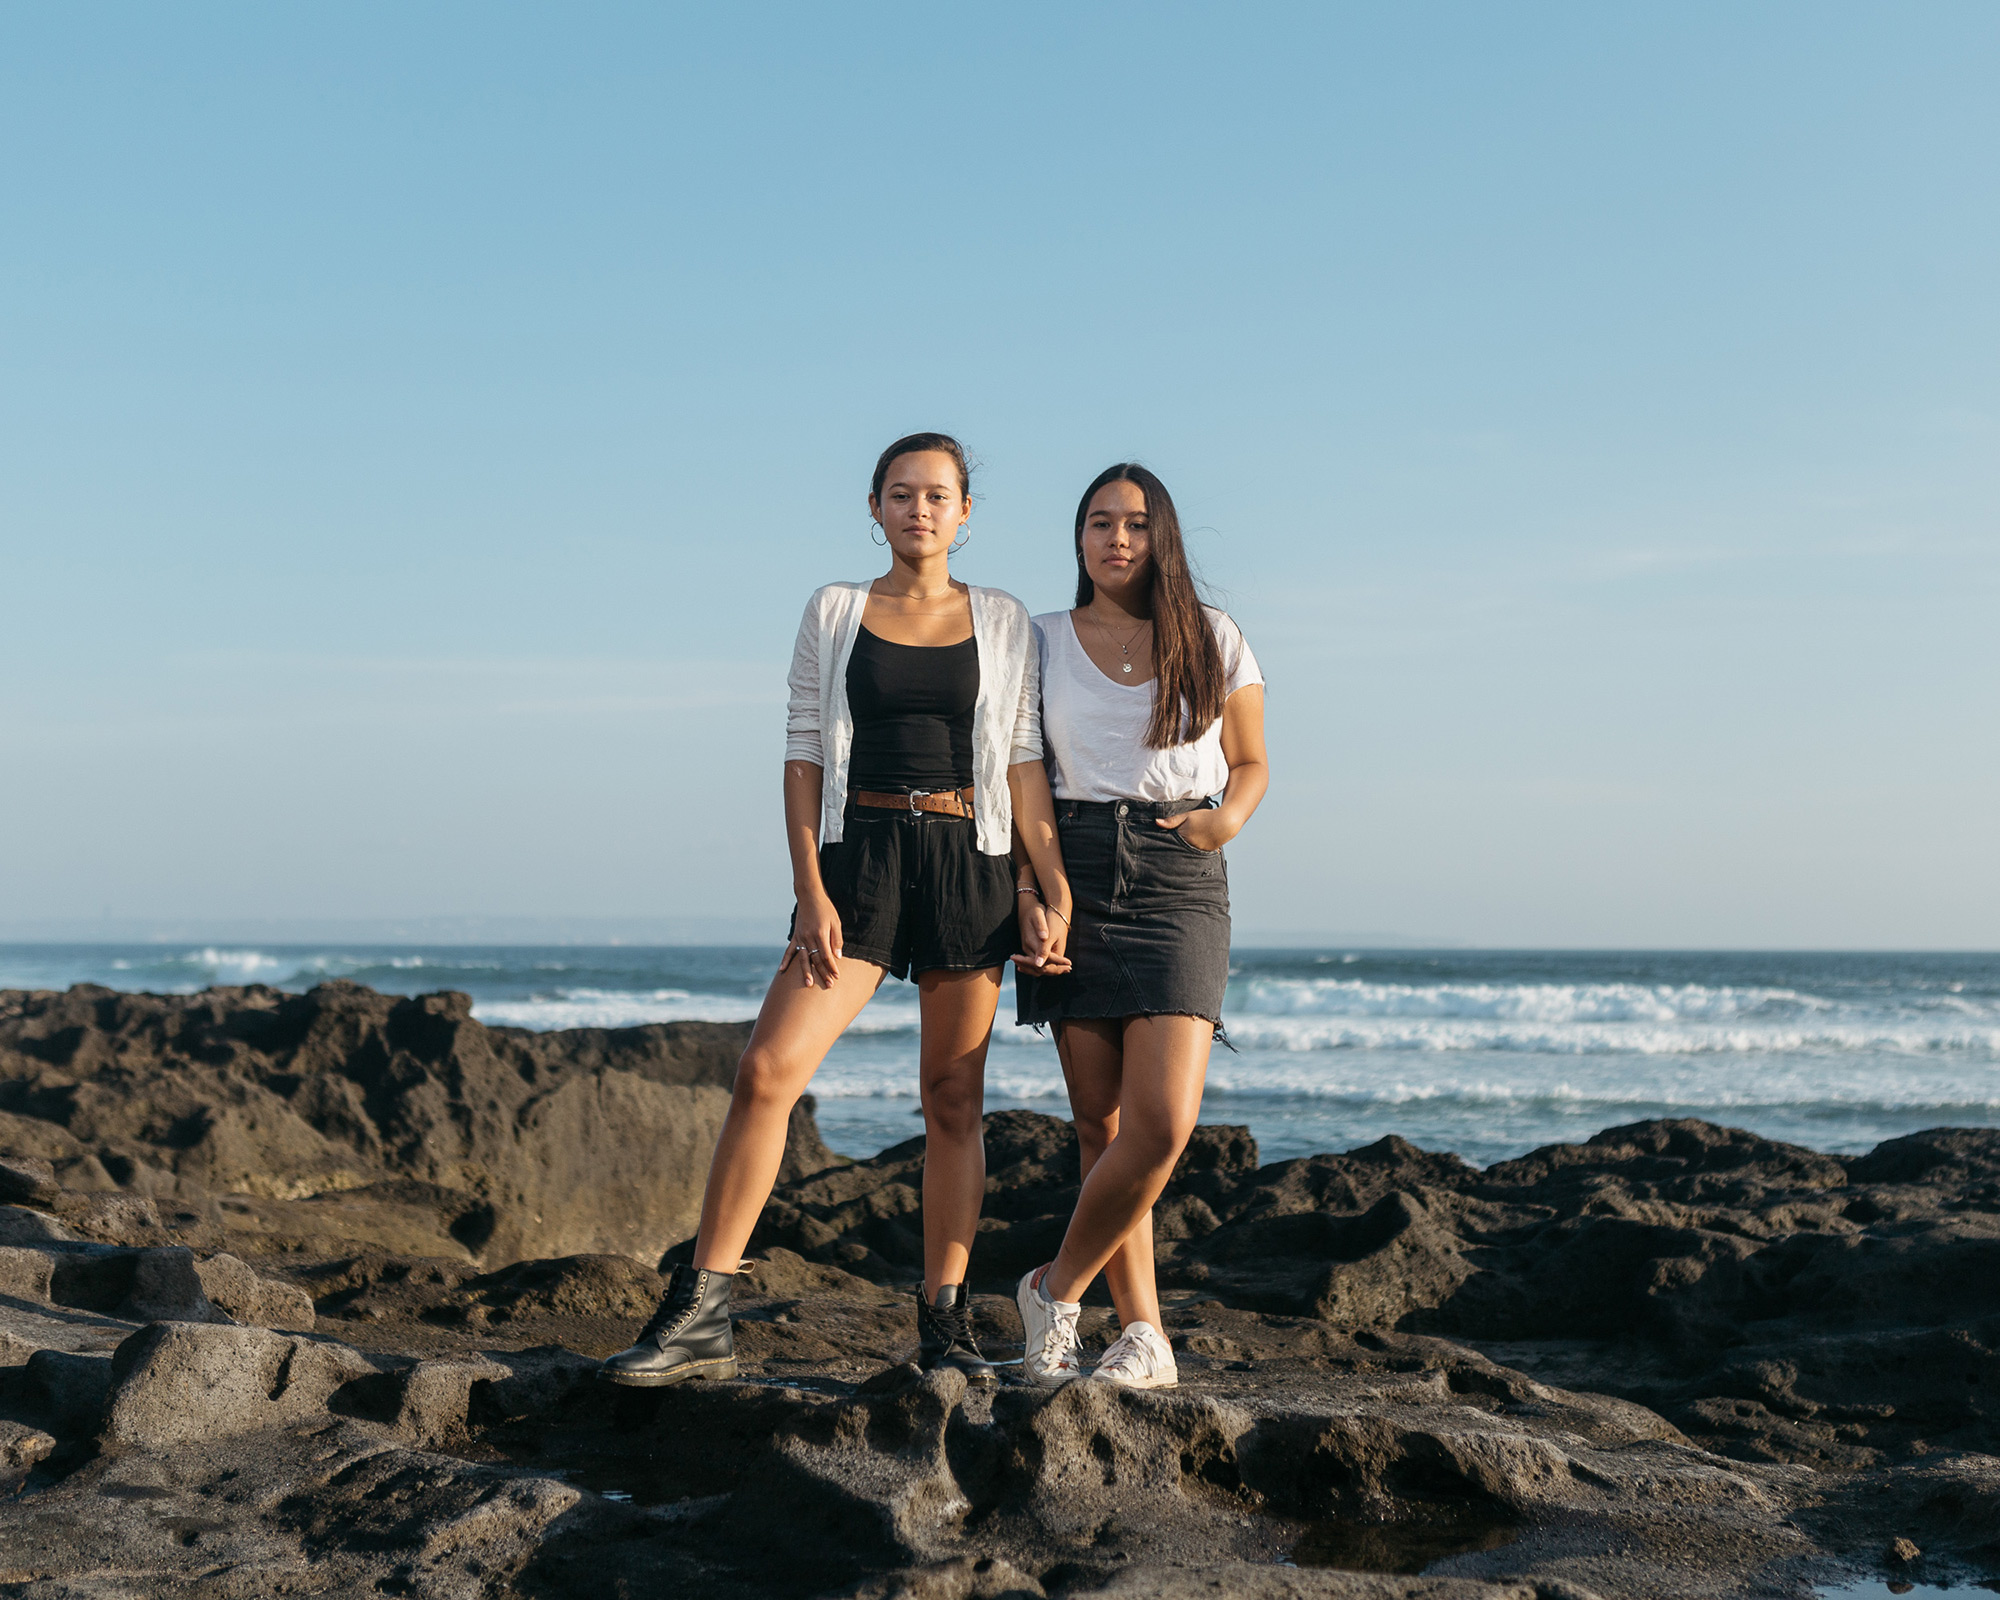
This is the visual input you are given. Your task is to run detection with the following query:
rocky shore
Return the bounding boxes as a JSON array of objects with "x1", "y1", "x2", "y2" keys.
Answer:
[{"x1": 3, "y1": 982, "x2": 1998, "y2": 1597}]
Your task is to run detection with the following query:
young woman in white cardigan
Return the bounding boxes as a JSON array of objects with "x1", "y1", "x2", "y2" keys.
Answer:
[{"x1": 602, "y1": 432, "x2": 1073, "y2": 1388}]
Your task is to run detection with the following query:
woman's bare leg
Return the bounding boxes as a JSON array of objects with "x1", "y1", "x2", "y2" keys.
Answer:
[
  {"x1": 691, "y1": 955, "x2": 885, "y2": 1273},
  {"x1": 916, "y1": 965, "x2": 1002, "y2": 1296},
  {"x1": 1055, "y1": 1020, "x2": 1161, "y2": 1329},
  {"x1": 1043, "y1": 1015, "x2": 1212, "y2": 1307}
]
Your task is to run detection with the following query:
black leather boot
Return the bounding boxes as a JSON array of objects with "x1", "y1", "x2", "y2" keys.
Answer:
[
  {"x1": 599, "y1": 1264, "x2": 738, "y2": 1387},
  {"x1": 917, "y1": 1283, "x2": 996, "y2": 1387}
]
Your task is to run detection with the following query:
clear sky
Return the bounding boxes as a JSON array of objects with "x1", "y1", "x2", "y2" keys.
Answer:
[{"x1": 2, "y1": 3, "x2": 1995, "y2": 948}]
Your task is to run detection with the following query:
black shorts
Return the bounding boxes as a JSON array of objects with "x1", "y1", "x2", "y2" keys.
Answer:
[{"x1": 799, "y1": 802, "x2": 1018, "y2": 981}]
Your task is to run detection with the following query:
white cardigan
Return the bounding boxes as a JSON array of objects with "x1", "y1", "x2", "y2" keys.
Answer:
[{"x1": 784, "y1": 581, "x2": 1042, "y2": 856}]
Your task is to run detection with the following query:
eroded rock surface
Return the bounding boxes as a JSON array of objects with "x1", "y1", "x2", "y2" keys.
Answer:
[
  {"x1": 749, "y1": 1110, "x2": 2000, "y2": 1473},
  {"x1": 1, "y1": 983, "x2": 1997, "y2": 1596},
  {"x1": 0, "y1": 981, "x2": 828, "y2": 1264},
  {"x1": 0, "y1": 1269, "x2": 1943, "y2": 1599}
]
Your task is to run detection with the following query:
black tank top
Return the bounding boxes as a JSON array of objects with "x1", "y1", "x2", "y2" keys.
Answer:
[{"x1": 845, "y1": 626, "x2": 978, "y2": 793}]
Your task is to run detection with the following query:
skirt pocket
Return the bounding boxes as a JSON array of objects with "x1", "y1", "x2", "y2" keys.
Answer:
[{"x1": 1164, "y1": 824, "x2": 1223, "y2": 860}]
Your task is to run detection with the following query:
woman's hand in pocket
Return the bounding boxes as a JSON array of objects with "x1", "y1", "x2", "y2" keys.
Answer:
[
  {"x1": 778, "y1": 891, "x2": 844, "y2": 988},
  {"x1": 1157, "y1": 808, "x2": 1229, "y2": 853}
]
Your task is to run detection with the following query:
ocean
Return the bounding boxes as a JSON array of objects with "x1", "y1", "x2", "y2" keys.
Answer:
[{"x1": 2, "y1": 944, "x2": 1994, "y2": 1169}]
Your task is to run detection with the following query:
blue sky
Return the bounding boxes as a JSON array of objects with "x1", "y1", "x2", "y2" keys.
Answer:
[{"x1": 2, "y1": 3, "x2": 1995, "y2": 947}]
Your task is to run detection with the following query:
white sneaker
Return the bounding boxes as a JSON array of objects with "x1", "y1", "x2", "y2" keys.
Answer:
[
  {"x1": 1016, "y1": 1266, "x2": 1084, "y2": 1386},
  {"x1": 1089, "y1": 1321, "x2": 1178, "y2": 1389}
]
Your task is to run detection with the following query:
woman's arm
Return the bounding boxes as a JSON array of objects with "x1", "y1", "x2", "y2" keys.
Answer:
[
  {"x1": 1008, "y1": 760, "x2": 1073, "y2": 971},
  {"x1": 1010, "y1": 819, "x2": 1070, "y2": 974},
  {"x1": 1160, "y1": 685, "x2": 1268, "y2": 852},
  {"x1": 779, "y1": 759, "x2": 843, "y2": 986}
]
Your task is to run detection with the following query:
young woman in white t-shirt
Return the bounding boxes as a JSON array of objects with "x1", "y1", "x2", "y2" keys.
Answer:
[{"x1": 1012, "y1": 463, "x2": 1269, "y2": 1388}]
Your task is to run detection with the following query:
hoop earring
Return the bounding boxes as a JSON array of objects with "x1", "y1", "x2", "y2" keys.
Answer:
[
  {"x1": 869, "y1": 520, "x2": 887, "y2": 547},
  {"x1": 949, "y1": 526, "x2": 969, "y2": 555}
]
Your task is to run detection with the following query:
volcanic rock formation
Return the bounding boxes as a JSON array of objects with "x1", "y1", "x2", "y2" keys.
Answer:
[
  {"x1": 751, "y1": 1107, "x2": 2000, "y2": 1471},
  {"x1": 1, "y1": 982, "x2": 1997, "y2": 1597},
  {"x1": 0, "y1": 980, "x2": 828, "y2": 1265}
]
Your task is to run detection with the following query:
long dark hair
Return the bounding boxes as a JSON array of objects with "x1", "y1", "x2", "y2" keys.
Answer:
[{"x1": 1073, "y1": 463, "x2": 1225, "y2": 749}]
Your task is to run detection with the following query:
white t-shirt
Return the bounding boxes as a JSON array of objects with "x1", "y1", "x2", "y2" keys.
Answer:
[{"x1": 1034, "y1": 607, "x2": 1263, "y2": 803}]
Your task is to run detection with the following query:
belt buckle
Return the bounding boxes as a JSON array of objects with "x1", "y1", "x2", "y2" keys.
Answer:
[{"x1": 907, "y1": 789, "x2": 931, "y2": 816}]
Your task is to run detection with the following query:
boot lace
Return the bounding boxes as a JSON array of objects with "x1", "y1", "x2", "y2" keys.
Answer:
[
  {"x1": 920, "y1": 1293, "x2": 982, "y2": 1355},
  {"x1": 638, "y1": 1266, "x2": 701, "y2": 1344}
]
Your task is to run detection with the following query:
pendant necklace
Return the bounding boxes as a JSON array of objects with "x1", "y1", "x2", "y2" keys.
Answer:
[{"x1": 1092, "y1": 607, "x2": 1150, "y2": 674}]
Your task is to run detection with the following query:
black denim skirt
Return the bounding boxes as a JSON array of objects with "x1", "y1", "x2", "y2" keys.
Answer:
[{"x1": 1016, "y1": 797, "x2": 1231, "y2": 1031}]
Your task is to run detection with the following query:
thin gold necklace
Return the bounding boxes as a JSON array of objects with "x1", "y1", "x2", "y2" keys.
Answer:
[
  {"x1": 1088, "y1": 606, "x2": 1151, "y2": 675},
  {"x1": 875, "y1": 577, "x2": 958, "y2": 609}
]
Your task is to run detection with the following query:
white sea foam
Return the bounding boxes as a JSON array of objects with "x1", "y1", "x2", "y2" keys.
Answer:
[
  {"x1": 182, "y1": 948, "x2": 294, "y2": 985},
  {"x1": 162, "y1": 949, "x2": 493, "y2": 989},
  {"x1": 1214, "y1": 978, "x2": 2000, "y2": 1057},
  {"x1": 1235, "y1": 977, "x2": 1830, "y2": 1022},
  {"x1": 288, "y1": 953, "x2": 507, "y2": 975},
  {"x1": 474, "y1": 990, "x2": 761, "y2": 1029},
  {"x1": 1220, "y1": 1013, "x2": 2000, "y2": 1057},
  {"x1": 471, "y1": 986, "x2": 927, "y2": 1034},
  {"x1": 468, "y1": 976, "x2": 2000, "y2": 1062},
  {"x1": 807, "y1": 1047, "x2": 2000, "y2": 1113},
  {"x1": 1190, "y1": 1047, "x2": 2000, "y2": 1109}
]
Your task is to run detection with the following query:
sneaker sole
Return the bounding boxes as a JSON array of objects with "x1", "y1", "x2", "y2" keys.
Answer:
[
  {"x1": 1089, "y1": 1371, "x2": 1179, "y2": 1389},
  {"x1": 596, "y1": 1355, "x2": 740, "y2": 1388}
]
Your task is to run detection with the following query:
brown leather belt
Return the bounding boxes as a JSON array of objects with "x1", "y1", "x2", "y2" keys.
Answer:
[{"x1": 853, "y1": 786, "x2": 975, "y2": 819}]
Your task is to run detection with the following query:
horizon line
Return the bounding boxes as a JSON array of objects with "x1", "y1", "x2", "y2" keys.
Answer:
[{"x1": 0, "y1": 921, "x2": 1993, "y2": 957}]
